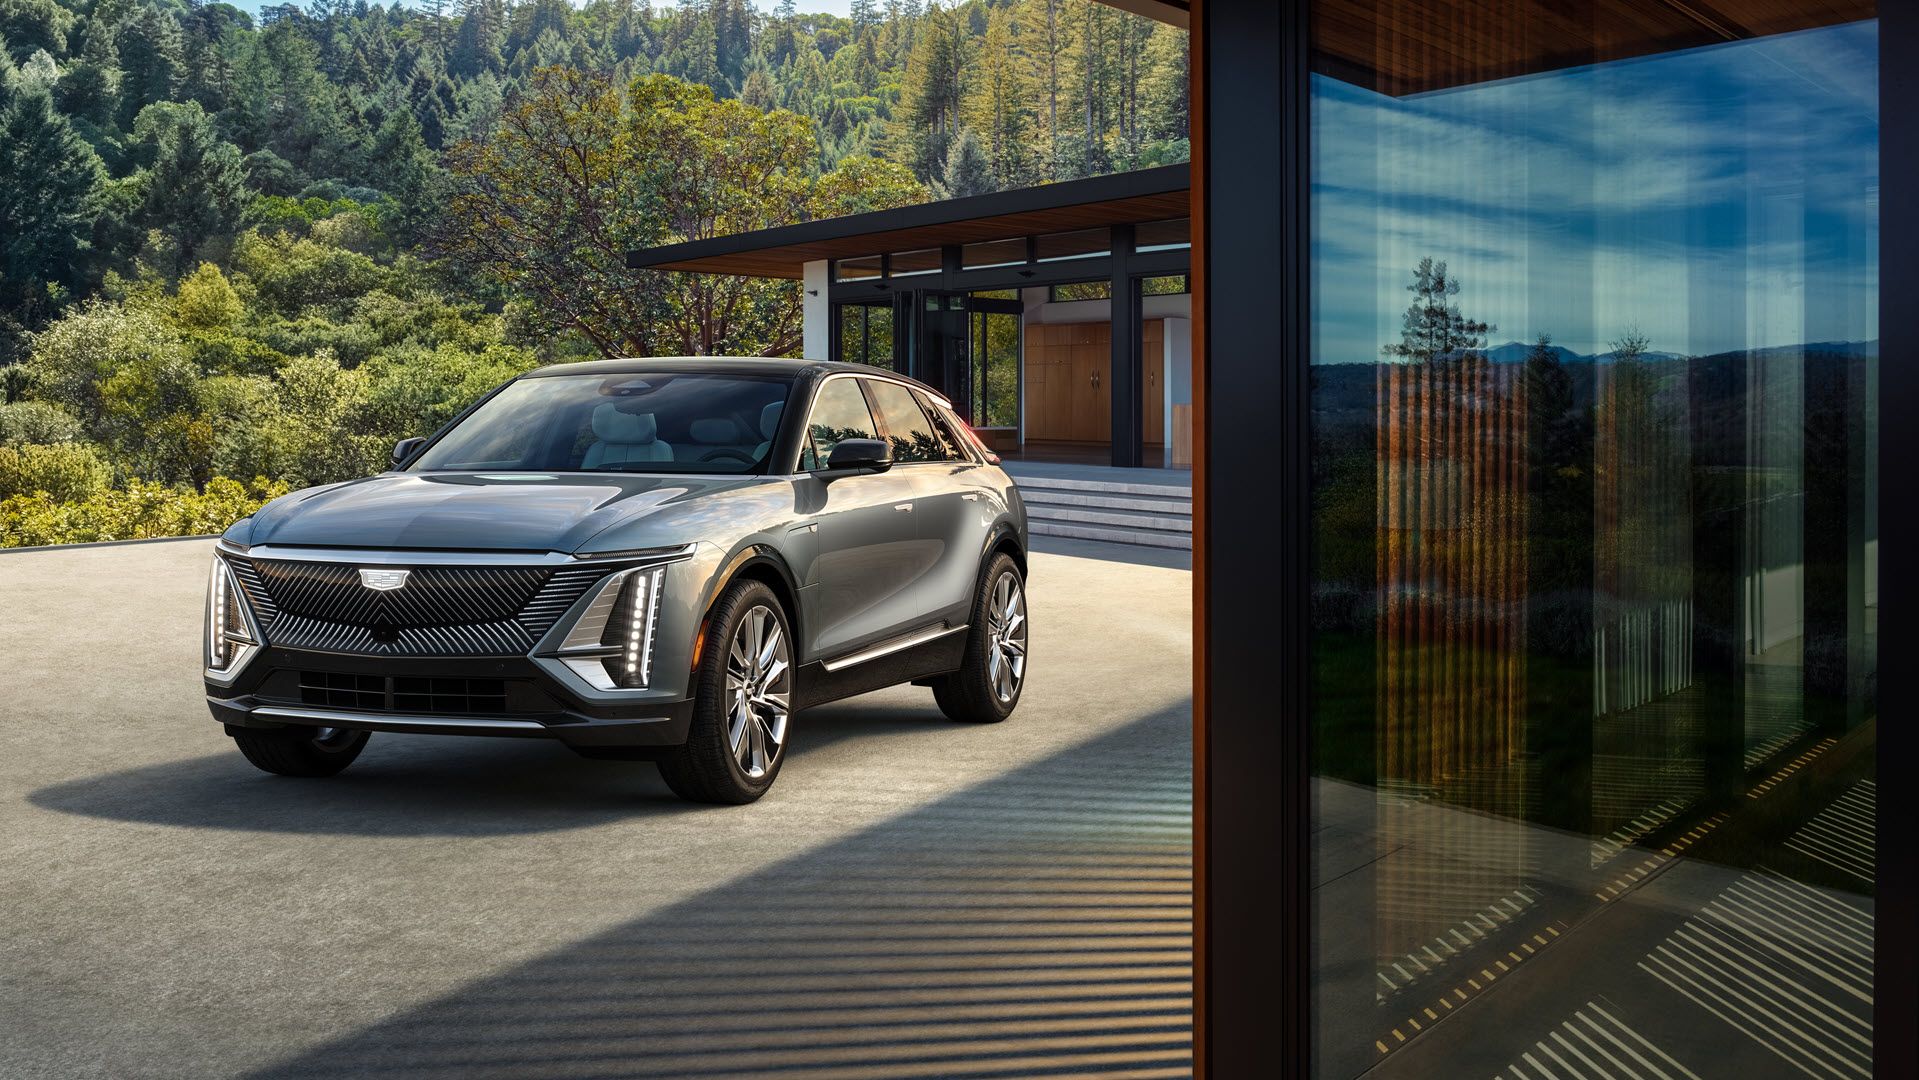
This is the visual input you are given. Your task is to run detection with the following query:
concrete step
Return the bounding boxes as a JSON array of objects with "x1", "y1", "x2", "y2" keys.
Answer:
[
  {"x1": 1030, "y1": 520, "x2": 1193, "y2": 550},
  {"x1": 1011, "y1": 474, "x2": 1193, "y2": 500},
  {"x1": 1010, "y1": 472, "x2": 1192, "y2": 551},
  {"x1": 1025, "y1": 504, "x2": 1193, "y2": 534},
  {"x1": 1019, "y1": 488, "x2": 1193, "y2": 515}
]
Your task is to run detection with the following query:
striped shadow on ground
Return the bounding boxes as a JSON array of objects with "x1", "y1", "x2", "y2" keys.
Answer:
[
  {"x1": 1494, "y1": 1001, "x2": 1702, "y2": 1080},
  {"x1": 250, "y1": 705, "x2": 1193, "y2": 1080},
  {"x1": 1782, "y1": 780, "x2": 1875, "y2": 887},
  {"x1": 1637, "y1": 866, "x2": 1873, "y2": 1080}
]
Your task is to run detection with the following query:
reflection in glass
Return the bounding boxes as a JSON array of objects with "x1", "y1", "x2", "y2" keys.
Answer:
[{"x1": 1309, "y1": 9, "x2": 1877, "y2": 1079}]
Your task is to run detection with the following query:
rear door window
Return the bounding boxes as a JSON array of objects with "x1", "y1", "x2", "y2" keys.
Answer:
[{"x1": 862, "y1": 379, "x2": 958, "y2": 463}]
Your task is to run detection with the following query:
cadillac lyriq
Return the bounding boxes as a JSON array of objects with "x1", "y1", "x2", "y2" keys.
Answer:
[{"x1": 204, "y1": 359, "x2": 1029, "y2": 803}]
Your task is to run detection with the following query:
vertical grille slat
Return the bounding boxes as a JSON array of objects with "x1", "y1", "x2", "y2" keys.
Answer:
[{"x1": 229, "y1": 557, "x2": 615, "y2": 658}]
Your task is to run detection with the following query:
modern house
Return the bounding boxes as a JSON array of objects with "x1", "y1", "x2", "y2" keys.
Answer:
[
  {"x1": 629, "y1": 1, "x2": 1911, "y2": 1077},
  {"x1": 630, "y1": 165, "x2": 1194, "y2": 470}
]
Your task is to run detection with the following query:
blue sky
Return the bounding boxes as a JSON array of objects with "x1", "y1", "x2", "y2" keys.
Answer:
[{"x1": 1312, "y1": 20, "x2": 1880, "y2": 363}]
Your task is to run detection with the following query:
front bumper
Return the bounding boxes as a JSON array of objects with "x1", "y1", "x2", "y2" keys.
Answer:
[{"x1": 207, "y1": 646, "x2": 695, "y2": 749}]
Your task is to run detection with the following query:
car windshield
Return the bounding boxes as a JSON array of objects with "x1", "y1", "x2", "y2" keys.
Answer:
[{"x1": 410, "y1": 372, "x2": 795, "y2": 475}]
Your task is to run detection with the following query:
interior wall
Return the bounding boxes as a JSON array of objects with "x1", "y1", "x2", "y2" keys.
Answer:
[{"x1": 1015, "y1": 288, "x2": 1191, "y2": 450}]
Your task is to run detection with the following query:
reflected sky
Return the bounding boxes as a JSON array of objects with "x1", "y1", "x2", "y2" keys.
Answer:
[{"x1": 1312, "y1": 20, "x2": 1880, "y2": 363}]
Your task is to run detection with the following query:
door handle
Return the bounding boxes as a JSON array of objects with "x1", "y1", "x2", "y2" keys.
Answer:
[
  {"x1": 893, "y1": 502, "x2": 914, "y2": 512},
  {"x1": 960, "y1": 493, "x2": 980, "y2": 501}
]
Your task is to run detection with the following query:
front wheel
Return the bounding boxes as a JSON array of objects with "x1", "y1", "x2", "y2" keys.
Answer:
[
  {"x1": 228, "y1": 724, "x2": 369, "y2": 777},
  {"x1": 658, "y1": 579, "x2": 794, "y2": 804},
  {"x1": 931, "y1": 554, "x2": 1027, "y2": 724}
]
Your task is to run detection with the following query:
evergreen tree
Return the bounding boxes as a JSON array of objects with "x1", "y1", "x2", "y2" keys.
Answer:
[
  {"x1": 1383, "y1": 258, "x2": 1495, "y2": 364},
  {"x1": 131, "y1": 101, "x2": 251, "y2": 274},
  {"x1": 55, "y1": 18, "x2": 120, "y2": 128},
  {"x1": 965, "y1": 7, "x2": 1033, "y2": 189},
  {"x1": 896, "y1": 2, "x2": 965, "y2": 182},
  {"x1": 0, "y1": 81, "x2": 104, "y2": 358},
  {"x1": 368, "y1": 108, "x2": 438, "y2": 239},
  {"x1": 114, "y1": 5, "x2": 184, "y2": 129},
  {"x1": 449, "y1": 0, "x2": 504, "y2": 78},
  {"x1": 1016, "y1": 0, "x2": 1066, "y2": 178},
  {"x1": 937, "y1": 126, "x2": 990, "y2": 198}
]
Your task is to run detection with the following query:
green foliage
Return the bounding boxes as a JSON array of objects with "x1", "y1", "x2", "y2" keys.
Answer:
[
  {"x1": 173, "y1": 263, "x2": 242, "y2": 330},
  {"x1": 0, "y1": 475, "x2": 287, "y2": 547},
  {"x1": 24, "y1": 301, "x2": 187, "y2": 434},
  {"x1": 0, "y1": 399, "x2": 81, "y2": 445},
  {"x1": 0, "y1": 439, "x2": 108, "y2": 501},
  {"x1": 232, "y1": 231, "x2": 384, "y2": 314}
]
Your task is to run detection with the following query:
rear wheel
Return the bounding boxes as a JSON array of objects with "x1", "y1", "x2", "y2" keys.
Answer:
[
  {"x1": 228, "y1": 724, "x2": 369, "y2": 777},
  {"x1": 658, "y1": 579, "x2": 794, "y2": 804},
  {"x1": 931, "y1": 554, "x2": 1027, "y2": 724}
]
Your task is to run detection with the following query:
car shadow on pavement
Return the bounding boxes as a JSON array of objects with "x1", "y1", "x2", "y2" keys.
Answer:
[
  {"x1": 243, "y1": 702, "x2": 1193, "y2": 1079},
  {"x1": 26, "y1": 700, "x2": 961, "y2": 838}
]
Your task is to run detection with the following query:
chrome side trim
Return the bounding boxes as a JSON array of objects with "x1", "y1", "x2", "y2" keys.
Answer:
[
  {"x1": 820, "y1": 624, "x2": 967, "y2": 673},
  {"x1": 252, "y1": 706, "x2": 547, "y2": 731}
]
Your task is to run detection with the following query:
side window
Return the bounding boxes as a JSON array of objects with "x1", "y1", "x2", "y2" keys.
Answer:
[
  {"x1": 863, "y1": 379, "x2": 956, "y2": 464},
  {"x1": 802, "y1": 378, "x2": 879, "y2": 470},
  {"x1": 918, "y1": 394, "x2": 974, "y2": 462}
]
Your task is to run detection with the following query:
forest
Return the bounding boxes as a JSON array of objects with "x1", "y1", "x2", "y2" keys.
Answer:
[{"x1": 0, "y1": 0, "x2": 1189, "y2": 545}]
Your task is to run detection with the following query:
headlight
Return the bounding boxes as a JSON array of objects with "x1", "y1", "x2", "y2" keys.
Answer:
[
  {"x1": 556, "y1": 565, "x2": 667, "y2": 690},
  {"x1": 205, "y1": 554, "x2": 262, "y2": 679}
]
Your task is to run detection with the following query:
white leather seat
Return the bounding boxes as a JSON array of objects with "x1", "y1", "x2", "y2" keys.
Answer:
[
  {"x1": 582, "y1": 404, "x2": 672, "y2": 468},
  {"x1": 753, "y1": 400, "x2": 784, "y2": 460}
]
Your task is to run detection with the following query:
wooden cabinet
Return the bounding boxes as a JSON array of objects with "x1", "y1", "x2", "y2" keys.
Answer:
[{"x1": 1025, "y1": 319, "x2": 1167, "y2": 444}]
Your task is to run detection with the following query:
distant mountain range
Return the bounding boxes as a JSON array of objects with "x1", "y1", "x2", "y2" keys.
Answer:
[{"x1": 1477, "y1": 340, "x2": 1878, "y2": 364}]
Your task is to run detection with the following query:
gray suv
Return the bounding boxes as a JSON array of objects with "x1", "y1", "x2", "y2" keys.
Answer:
[{"x1": 204, "y1": 359, "x2": 1029, "y2": 803}]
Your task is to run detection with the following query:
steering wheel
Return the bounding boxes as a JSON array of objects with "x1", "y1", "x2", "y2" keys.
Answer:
[{"x1": 698, "y1": 447, "x2": 759, "y2": 464}]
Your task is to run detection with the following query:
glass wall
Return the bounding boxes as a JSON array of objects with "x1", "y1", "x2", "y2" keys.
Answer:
[
  {"x1": 836, "y1": 301, "x2": 895, "y2": 368},
  {"x1": 1309, "y1": 8, "x2": 1878, "y2": 1078}
]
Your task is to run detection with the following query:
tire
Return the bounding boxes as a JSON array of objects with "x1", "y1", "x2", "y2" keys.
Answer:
[
  {"x1": 931, "y1": 553, "x2": 1028, "y2": 724},
  {"x1": 227, "y1": 724, "x2": 370, "y2": 777},
  {"x1": 657, "y1": 578, "x2": 794, "y2": 804}
]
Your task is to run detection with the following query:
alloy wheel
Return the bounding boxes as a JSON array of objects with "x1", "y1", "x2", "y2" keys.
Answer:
[
  {"x1": 725, "y1": 605, "x2": 791, "y2": 779},
  {"x1": 986, "y1": 572, "x2": 1027, "y2": 703}
]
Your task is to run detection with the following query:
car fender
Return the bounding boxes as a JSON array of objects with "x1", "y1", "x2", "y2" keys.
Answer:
[{"x1": 693, "y1": 542, "x2": 806, "y2": 667}]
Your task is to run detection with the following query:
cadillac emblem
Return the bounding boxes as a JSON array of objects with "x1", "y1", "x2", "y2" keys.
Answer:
[{"x1": 358, "y1": 568, "x2": 412, "y2": 591}]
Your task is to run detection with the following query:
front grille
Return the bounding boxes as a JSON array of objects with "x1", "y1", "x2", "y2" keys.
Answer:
[
  {"x1": 298, "y1": 671, "x2": 384, "y2": 710},
  {"x1": 228, "y1": 557, "x2": 614, "y2": 657},
  {"x1": 298, "y1": 671, "x2": 509, "y2": 714},
  {"x1": 251, "y1": 561, "x2": 548, "y2": 626}
]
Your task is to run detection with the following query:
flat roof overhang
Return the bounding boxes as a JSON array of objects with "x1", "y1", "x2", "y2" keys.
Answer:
[
  {"x1": 625, "y1": 164, "x2": 1188, "y2": 280},
  {"x1": 1316, "y1": 0, "x2": 1875, "y2": 97}
]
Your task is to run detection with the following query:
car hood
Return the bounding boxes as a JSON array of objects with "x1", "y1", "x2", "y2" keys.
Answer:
[{"x1": 243, "y1": 472, "x2": 760, "y2": 552}]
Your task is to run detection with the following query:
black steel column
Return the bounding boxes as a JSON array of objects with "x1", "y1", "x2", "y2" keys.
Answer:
[
  {"x1": 1877, "y1": 3, "x2": 1916, "y2": 1075},
  {"x1": 1195, "y1": 0, "x2": 1306, "y2": 1075},
  {"x1": 1110, "y1": 224, "x2": 1143, "y2": 468},
  {"x1": 1688, "y1": 351, "x2": 1749, "y2": 805}
]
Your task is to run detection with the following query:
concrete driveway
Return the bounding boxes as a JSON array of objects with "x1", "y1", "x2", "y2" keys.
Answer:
[{"x1": 0, "y1": 538, "x2": 1192, "y2": 1079}]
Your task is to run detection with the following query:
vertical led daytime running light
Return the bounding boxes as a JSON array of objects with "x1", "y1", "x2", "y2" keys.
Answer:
[
  {"x1": 622, "y1": 566, "x2": 665, "y2": 689},
  {"x1": 212, "y1": 561, "x2": 230, "y2": 668}
]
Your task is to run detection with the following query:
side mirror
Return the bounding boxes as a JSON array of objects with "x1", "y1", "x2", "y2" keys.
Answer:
[
  {"x1": 824, "y1": 438, "x2": 893, "y2": 475},
  {"x1": 391, "y1": 437, "x2": 426, "y2": 469}
]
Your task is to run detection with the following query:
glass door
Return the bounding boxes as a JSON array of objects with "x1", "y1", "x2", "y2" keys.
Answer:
[{"x1": 968, "y1": 294, "x2": 1023, "y2": 432}]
